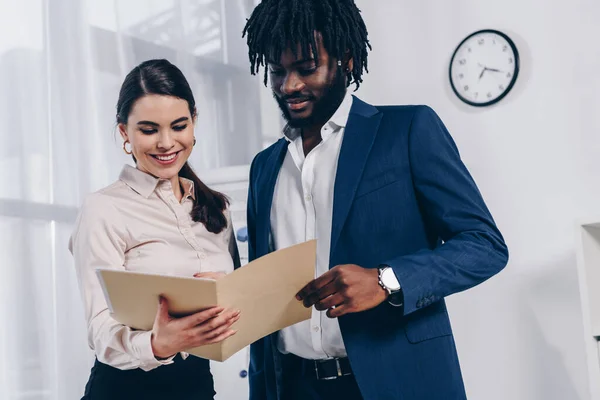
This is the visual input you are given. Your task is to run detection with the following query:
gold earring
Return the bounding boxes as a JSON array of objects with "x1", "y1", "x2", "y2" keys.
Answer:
[{"x1": 123, "y1": 140, "x2": 132, "y2": 155}]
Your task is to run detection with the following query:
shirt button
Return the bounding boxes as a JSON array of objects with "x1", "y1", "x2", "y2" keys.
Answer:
[
  {"x1": 199, "y1": 253, "x2": 207, "y2": 260},
  {"x1": 305, "y1": 195, "x2": 312, "y2": 202},
  {"x1": 312, "y1": 325, "x2": 320, "y2": 333}
]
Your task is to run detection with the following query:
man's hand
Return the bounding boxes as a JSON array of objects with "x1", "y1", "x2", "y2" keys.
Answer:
[{"x1": 296, "y1": 264, "x2": 388, "y2": 318}]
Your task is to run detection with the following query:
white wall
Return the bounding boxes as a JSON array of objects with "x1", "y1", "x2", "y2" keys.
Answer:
[{"x1": 353, "y1": 1, "x2": 600, "y2": 399}]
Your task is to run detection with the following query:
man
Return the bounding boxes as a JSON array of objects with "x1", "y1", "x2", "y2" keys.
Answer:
[{"x1": 242, "y1": 1, "x2": 508, "y2": 399}]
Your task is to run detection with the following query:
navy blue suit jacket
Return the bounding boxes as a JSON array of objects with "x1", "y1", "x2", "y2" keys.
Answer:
[{"x1": 245, "y1": 97, "x2": 508, "y2": 400}]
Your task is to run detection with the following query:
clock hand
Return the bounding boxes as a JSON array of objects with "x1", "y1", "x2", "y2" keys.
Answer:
[
  {"x1": 486, "y1": 67, "x2": 504, "y2": 73},
  {"x1": 479, "y1": 67, "x2": 487, "y2": 80}
]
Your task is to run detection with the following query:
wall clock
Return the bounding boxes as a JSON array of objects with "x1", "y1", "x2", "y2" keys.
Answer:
[{"x1": 449, "y1": 29, "x2": 519, "y2": 107}]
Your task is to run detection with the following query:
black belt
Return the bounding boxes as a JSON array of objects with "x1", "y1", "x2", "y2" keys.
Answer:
[{"x1": 301, "y1": 357, "x2": 353, "y2": 380}]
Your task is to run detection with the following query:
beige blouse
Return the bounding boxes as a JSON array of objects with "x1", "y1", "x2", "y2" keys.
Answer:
[{"x1": 69, "y1": 165, "x2": 239, "y2": 371}]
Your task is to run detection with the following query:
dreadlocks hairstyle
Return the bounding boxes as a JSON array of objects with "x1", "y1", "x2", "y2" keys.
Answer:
[{"x1": 242, "y1": 0, "x2": 371, "y2": 90}]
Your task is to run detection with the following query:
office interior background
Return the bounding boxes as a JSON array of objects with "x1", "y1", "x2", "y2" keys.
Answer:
[{"x1": 1, "y1": 0, "x2": 600, "y2": 399}]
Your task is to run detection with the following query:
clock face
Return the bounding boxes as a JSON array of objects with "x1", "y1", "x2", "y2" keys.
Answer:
[{"x1": 449, "y1": 29, "x2": 519, "y2": 107}]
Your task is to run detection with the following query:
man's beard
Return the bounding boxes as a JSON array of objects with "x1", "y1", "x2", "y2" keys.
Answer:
[{"x1": 274, "y1": 68, "x2": 347, "y2": 129}]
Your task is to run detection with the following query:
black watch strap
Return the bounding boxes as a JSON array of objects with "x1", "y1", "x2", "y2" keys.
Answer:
[{"x1": 387, "y1": 287, "x2": 404, "y2": 308}]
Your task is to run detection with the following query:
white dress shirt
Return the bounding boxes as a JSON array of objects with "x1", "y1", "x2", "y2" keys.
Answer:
[
  {"x1": 69, "y1": 165, "x2": 236, "y2": 371},
  {"x1": 271, "y1": 92, "x2": 354, "y2": 360}
]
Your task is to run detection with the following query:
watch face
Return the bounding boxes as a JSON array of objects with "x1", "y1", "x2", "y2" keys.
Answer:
[
  {"x1": 449, "y1": 29, "x2": 519, "y2": 107},
  {"x1": 381, "y1": 268, "x2": 401, "y2": 291}
]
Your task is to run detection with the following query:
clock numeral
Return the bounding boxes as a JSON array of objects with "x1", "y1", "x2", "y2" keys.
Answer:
[
  {"x1": 503, "y1": 45, "x2": 508, "y2": 52},
  {"x1": 506, "y1": 72, "x2": 512, "y2": 78},
  {"x1": 464, "y1": 85, "x2": 469, "y2": 91},
  {"x1": 468, "y1": 47, "x2": 472, "y2": 53},
  {"x1": 493, "y1": 39, "x2": 496, "y2": 45},
  {"x1": 458, "y1": 59, "x2": 467, "y2": 65},
  {"x1": 478, "y1": 38, "x2": 485, "y2": 45},
  {"x1": 487, "y1": 92, "x2": 493, "y2": 98},
  {"x1": 508, "y1": 57, "x2": 513, "y2": 64},
  {"x1": 499, "y1": 84, "x2": 505, "y2": 91},
  {"x1": 458, "y1": 73, "x2": 464, "y2": 79},
  {"x1": 474, "y1": 92, "x2": 479, "y2": 98}
]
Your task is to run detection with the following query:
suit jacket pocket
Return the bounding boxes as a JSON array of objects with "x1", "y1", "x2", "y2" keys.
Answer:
[
  {"x1": 355, "y1": 163, "x2": 406, "y2": 199},
  {"x1": 355, "y1": 178, "x2": 404, "y2": 201},
  {"x1": 403, "y1": 301, "x2": 453, "y2": 344}
]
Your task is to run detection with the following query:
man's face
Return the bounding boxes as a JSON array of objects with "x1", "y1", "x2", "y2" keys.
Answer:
[{"x1": 268, "y1": 35, "x2": 351, "y2": 129}]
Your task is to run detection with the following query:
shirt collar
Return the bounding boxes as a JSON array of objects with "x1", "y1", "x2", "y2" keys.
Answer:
[
  {"x1": 119, "y1": 164, "x2": 196, "y2": 200},
  {"x1": 283, "y1": 91, "x2": 354, "y2": 142},
  {"x1": 180, "y1": 177, "x2": 196, "y2": 201}
]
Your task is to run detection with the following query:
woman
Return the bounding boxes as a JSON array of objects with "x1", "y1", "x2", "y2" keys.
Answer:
[{"x1": 69, "y1": 59, "x2": 240, "y2": 399}]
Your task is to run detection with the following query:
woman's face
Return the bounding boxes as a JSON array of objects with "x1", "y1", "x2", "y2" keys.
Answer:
[{"x1": 119, "y1": 94, "x2": 195, "y2": 181}]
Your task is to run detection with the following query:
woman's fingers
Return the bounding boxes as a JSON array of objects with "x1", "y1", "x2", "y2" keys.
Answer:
[
  {"x1": 193, "y1": 271, "x2": 226, "y2": 280},
  {"x1": 195, "y1": 309, "x2": 240, "y2": 334},
  {"x1": 180, "y1": 306, "x2": 225, "y2": 329},
  {"x1": 205, "y1": 329, "x2": 237, "y2": 345}
]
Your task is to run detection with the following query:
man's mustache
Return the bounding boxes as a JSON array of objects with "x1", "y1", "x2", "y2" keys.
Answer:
[{"x1": 280, "y1": 93, "x2": 315, "y2": 102}]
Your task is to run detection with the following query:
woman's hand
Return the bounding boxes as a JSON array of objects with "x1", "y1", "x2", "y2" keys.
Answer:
[
  {"x1": 150, "y1": 296, "x2": 239, "y2": 359},
  {"x1": 193, "y1": 271, "x2": 226, "y2": 280}
]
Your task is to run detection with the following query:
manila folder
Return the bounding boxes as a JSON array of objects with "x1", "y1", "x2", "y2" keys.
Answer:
[{"x1": 96, "y1": 240, "x2": 316, "y2": 362}]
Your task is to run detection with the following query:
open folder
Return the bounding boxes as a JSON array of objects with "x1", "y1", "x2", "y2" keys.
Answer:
[{"x1": 96, "y1": 240, "x2": 316, "y2": 362}]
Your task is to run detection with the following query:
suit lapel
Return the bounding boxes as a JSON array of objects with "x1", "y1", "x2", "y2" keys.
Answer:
[
  {"x1": 330, "y1": 97, "x2": 382, "y2": 258},
  {"x1": 256, "y1": 139, "x2": 288, "y2": 256}
]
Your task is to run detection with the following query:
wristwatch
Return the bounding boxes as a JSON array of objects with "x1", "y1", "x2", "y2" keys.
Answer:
[{"x1": 377, "y1": 265, "x2": 404, "y2": 307}]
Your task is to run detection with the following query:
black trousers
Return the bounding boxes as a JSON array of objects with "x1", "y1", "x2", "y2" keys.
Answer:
[
  {"x1": 281, "y1": 354, "x2": 364, "y2": 400},
  {"x1": 82, "y1": 355, "x2": 215, "y2": 400}
]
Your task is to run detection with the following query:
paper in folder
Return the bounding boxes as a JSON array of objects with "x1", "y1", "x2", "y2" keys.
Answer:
[{"x1": 96, "y1": 240, "x2": 316, "y2": 362}]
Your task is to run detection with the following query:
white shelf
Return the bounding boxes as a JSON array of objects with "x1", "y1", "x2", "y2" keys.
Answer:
[{"x1": 575, "y1": 219, "x2": 600, "y2": 399}]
